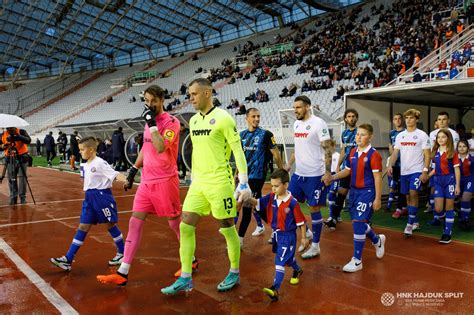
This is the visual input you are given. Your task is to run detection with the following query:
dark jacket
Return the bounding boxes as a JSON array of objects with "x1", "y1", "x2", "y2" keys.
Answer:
[
  {"x1": 44, "y1": 134, "x2": 56, "y2": 151},
  {"x1": 112, "y1": 130, "x2": 125, "y2": 158}
]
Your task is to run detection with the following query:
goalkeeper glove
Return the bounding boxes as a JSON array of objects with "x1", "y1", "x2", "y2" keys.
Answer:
[{"x1": 125, "y1": 166, "x2": 138, "y2": 191}]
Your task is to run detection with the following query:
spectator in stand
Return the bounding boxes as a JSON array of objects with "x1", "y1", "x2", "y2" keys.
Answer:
[
  {"x1": 279, "y1": 86, "x2": 289, "y2": 98},
  {"x1": 258, "y1": 90, "x2": 269, "y2": 103},
  {"x1": 236, "y1": 104, "x2": 246, "y2": 116},
  {"x1": 449, "y1": 66, "x2": 459, "y2": 79},
  {"x1": 180, "y1": 83, "x2": 187, "y2": 95},
  {"x1": 332, "y1": 86, "x2": 345, "y2": 102}
]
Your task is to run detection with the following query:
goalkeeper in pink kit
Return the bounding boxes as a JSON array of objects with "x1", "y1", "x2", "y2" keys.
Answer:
[{"x1": 97, "y1": 85, "x2": 184, "y2": 286}]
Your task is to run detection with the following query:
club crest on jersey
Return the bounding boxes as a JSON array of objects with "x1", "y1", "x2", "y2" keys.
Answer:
[
  {"x1": 413, "y1": 135, "x2": 418, "y2": 139},
  {"x1": 285, "y1": 207, "x2": 290, "y2": 213},
  {"x1": 253, "y1": 136, "x2": 260, "y2": 145},
  {"x1": 306, "y1": 125, "x2": 311, "y2": 130},
  {"x1": 91, "y1": 167, "x2": 96, "y2": 173},
  {"x1": 364, "y1": 157, "x2": 368, "y2": 162},
  {"x1": 209, "y1": 118, "x2": 216, "y2": 125}
]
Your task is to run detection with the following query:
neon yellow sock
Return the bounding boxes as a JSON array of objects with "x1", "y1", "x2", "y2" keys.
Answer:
[
  {"x1": 219, "y1": 226, "x2": 240, "y2": 270},
  {"x1": 179, "y1": 222, "x2": 196, "y2": 274}
]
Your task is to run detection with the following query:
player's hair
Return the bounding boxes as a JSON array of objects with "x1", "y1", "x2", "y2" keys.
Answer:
[
  {"x1": 437, "y1": 111, "x2": 449, "y2": 118},
  {"x1": 144, "y1": 85, "x2": 165, "y2": 100},
  {"x1": 189, "y1": 78, "x2": 213, "y2": 90},
  {"x1": 344, "y1": 108, "x2": 359, "y2": 119},
  {"x1": 431, "y1": 129, "x2": 454, "y2": 159},
  {"x1": 79, "y1": 136, "x2": 98, "y2": 149},
  {"x1": 294, "y1": 95, "x2": 311, "y2": 106},
  {"x1": 403, "y1": 108, "x2": 420, "y2": 119},
  {"x1": 358, "y1": 123, "x2": 373, "y2": 135},
  {"x1": 457, "y1": 139, "x2": 469, "y2": 153},
  {"x1": 329, "y1": 139, "x2": 336, "y2": 147},
  {"x1": 245, "y1": 107, "x2": 259, "y2": 116},
  {"x1": 271, "y1": 168, "x2": 290, "y2": 184},
  {"x1": 393, "y1": 112, "x2": 403, "y2": 120}
]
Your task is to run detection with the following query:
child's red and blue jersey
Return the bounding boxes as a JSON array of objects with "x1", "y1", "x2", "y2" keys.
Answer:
[
  {"x1": 459, "y1": 155, "x2": 474, "y2": 178},
  {"x1": 344, "y1": 145, "x2": 382, "y2": 189},
  {"x1": 432, "y1": 150, "x2": 460, "y2": 176},
  {"x1": 258, "y1": 192, "x2": 306, "y2": 232}
]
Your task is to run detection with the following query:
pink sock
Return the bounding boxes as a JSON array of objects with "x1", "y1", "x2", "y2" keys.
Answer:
[
  {"x1": 123, "y1": 216, "x2": 145, "y2": 265},
  {"x1": 168, "y1": 217, "x2": 181, "y2": 240}
]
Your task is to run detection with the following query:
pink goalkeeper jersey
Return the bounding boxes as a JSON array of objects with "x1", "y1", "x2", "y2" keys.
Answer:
[{"x1": 141, "y1": 112, "x2": 180, "y2": 184}]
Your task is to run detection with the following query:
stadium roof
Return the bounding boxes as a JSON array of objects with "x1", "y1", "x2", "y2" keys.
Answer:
[{"x1": 0, "y1": 0, "x2": 354, "y2": 81}]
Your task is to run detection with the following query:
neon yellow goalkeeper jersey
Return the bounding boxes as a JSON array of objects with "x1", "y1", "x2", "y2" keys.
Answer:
[{"x1": 189, "y1": 107, "x2": 241, "y2": 184}]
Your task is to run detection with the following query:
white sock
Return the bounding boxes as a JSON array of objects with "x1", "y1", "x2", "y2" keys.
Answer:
[{"x1": 118, "y1": 262, "x2": 130, "y2": 275}]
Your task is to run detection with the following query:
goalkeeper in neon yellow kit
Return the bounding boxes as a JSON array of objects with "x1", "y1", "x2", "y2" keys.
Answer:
[{"x1": 161, "y1": 78, "x2": 252, "y2": 295}]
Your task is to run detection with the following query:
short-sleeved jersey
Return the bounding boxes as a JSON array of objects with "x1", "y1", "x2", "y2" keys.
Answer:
[
  {"x1": 432, "y1": 151, "x2": 460, "y2": 176},
  {"x1": 459, "y1": 155, "x2": 474, "y2": 177},
  {"x1": 429, "y1": 128, "x2": 460, "y2": 149},
  {"x1": 189, "y1": 107, "x2": 241, "y2": 184},
  {"x1": 331, "y1": 151, "x2": 340, "y2": 173},
  {"x1": 83, "y1": 156, "x2": 118, "y2": 191},
  {"x1": 389, "y1": 128, "x2": 405, "y2": 167},
  {"x1": 341, "y1": 127, "x2": 357, "y2": 170},
  {"x1": 258, "y1": 192, "x2": 306, "y2": 232},
  {"x1": 141, "y1": 112, "x2": 180, "y2": 184},
  {"x1": 394, "y1": 129, "x2": 430, "y2": 175},
  {"x1": 240, "y1": 127, "x2": 276, "y2": 180},
  {"x1": 345, "y1": 145, "x2": 382, "y2": 189},
  {"x1": 294, "y1": 115, "x2": 331, "y2": 177}
]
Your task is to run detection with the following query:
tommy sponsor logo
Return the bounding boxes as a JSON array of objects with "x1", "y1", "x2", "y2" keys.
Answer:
[
  {"x1": 295, "y1": 132, "x2": 309, "y2": 138},
  {"x1": 400, "y1": 142, "x2": 417, "y2": 146},
  {"x1": 192, "y1": 129, "x2": 212, "y2": 136}
]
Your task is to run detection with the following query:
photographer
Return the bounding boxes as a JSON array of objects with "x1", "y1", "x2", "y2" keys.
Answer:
[{"x1": 0, "y1": 127, "x2": 31, "y2": 205}]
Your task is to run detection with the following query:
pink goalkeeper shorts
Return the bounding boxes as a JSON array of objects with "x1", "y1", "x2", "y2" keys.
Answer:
[{"x1": 133, "y1": 176, "x2": 181, "y2": 217}]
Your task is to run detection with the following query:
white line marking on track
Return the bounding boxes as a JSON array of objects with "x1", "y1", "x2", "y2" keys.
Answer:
[
  {"x1": 0, "y1": 210, "x2": 133, "y2": 228},
  {"x1": 0, "y1": 238, "x2": 79, "y2": 314},
  {"x1": 0, "y1": 194, "x2": 136, "y2": 209}
]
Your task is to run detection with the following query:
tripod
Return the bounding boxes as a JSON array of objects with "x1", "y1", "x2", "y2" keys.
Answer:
[{"x1": 0, "y1": 144, "x2": 36, "y2": 205}]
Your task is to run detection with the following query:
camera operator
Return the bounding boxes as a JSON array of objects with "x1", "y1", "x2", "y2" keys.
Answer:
[{"x1": 0, "y1": 127, "x2": 31, "y2": 205}]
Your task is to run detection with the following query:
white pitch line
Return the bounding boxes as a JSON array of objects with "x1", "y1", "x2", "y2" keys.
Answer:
[
  {"x1": 0, "y1": 194, "x2": 136, "y2": 209},
  {"x1": 0, "y1": 238, "x2": 78, "y2": 314},
  {"x1": 0, "y1": 210, "x2": 133, "y2": 228}
]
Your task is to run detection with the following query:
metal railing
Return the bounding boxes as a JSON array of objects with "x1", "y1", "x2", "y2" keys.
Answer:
[{"x1": 389, "y1": 23, "x2": 474, "y2": 85}]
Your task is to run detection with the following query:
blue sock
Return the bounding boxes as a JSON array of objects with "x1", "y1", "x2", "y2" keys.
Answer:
[
  {"x1": 387, "y1": 191, "x2": 395, "y2": 209},
  {"x1": 108, "y1": 225, "x2": 124, "y2": 254},
  {"x1": 311, "y1": 212, "x2": 323, "y2": 244},
  {"x1": 352, "y1": 221, "x2": 366, "y2": 260},
  {"x1": 444, "y1": 210, "x2": 455, "y2": 235},
  {"x1": 407, "y1": 206, "x2": 418, "y2": 225},
  {"x1": 253, "y1": 210, "x2": 263, "y2": 228},
  {"x1": 65, "y1": 230, "x2": 88, "y2": 263},
  {"x1": 365, "y1": 223, "x2": 379, "y2": 244},
  {"x1": 273, "y1": 265, "x2": 285, "y2": 290},
  {"x1": 461, "y1": 201, "x2": 471, "y2": 221},
  {"x1": 288, "y1": 258, "x2": 300, "y2": 271},
  {"x1": 439, "y1": 210, "x2": 446, "y2": 219},
  {"x1": 234, "y1": 212, "x2": 239, "y2": 225}
]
